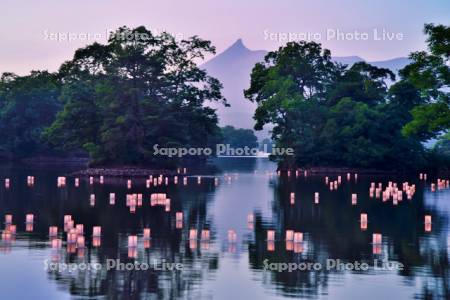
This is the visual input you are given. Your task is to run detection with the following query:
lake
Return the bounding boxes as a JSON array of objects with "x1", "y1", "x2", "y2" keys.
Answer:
[{"x1": 0, "y1": 158, "x2": 448, "y2": 299}]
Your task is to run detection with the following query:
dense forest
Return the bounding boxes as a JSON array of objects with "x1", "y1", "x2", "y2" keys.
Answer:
[
  {"x1": 245, "y1": 24, "x2": 450, "y2": 171},
  {"x1": 0, "y1": 27, "x2": 228, "y2": 167},
  {"x1": 0, "y1": 24, "x2": 449, "y2": 171}
]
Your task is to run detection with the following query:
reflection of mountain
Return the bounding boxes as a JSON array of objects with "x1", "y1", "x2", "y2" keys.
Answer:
[{"x1": 202, "y1": 40, "x2": 411, "y2": 136}]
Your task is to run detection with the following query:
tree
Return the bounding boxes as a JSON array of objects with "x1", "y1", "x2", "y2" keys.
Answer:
[
  {"x1": 220, "y1": 126, "x2": 258, "y2": 149},
  {"x1": 0, "y1": 71, "x2": 62, "y2": 158},
  {"x1": 44, "y1": 26, "x2": 227, "y2": 166},
  {"x1": 245, "y1": 38, "x2": 432, "y2": 170},
  {"x1": 400, "y1": 24, "x2": 450, "y2": 141}
]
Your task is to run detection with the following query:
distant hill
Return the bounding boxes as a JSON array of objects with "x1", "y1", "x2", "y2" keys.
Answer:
[{"x1": 202, "y1": 39, "x2": 411, "y2": 137}]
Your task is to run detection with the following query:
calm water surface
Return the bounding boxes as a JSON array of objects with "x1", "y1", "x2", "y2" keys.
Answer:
[{"x1": 0, "y1": 158, "x2": 449, "y2": 299}]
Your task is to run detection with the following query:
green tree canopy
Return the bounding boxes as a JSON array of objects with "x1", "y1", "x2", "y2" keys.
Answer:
[{"x1": 44, "y1": 26, "x2": 227, "y2": 166}]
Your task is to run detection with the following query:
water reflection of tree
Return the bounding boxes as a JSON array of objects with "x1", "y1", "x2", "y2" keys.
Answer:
[
  {"x1": 247, "y1": 176, "x2": 450, "y2": 299},
  {"x1": 0, "y1": 168, "x2": 221, "y2": 299}
]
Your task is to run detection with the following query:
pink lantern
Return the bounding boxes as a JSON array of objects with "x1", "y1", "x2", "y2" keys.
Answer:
[
  {"x1": 143, "y1": 228, "x2": 151, "y2": 240},
  {"x1": 128, "y1": 235, "x2": 138, "y2": 247},
  {"x1": 285, "y1": 230, "x2": 294, "y2": 241},
  {"x1": 92, "y1": 226, "x2": 101, "y2": 237},
  {"x1": 372, "y1": 233, "x2": 382, "y2": 244}
]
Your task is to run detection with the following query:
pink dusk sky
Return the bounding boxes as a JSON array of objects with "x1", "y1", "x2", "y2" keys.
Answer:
[{"x1": 0, "y1": 0, "x2": 449, "y2": 75}]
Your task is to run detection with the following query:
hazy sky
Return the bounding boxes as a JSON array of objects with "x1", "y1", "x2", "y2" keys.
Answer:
[{"x1": 1, "y1": 0, "x2": 449, "y2": 75}]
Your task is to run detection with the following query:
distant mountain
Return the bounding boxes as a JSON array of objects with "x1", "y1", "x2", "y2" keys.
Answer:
[{"x1": 202, "y1": 39, "x2": 411, "y2": 137}]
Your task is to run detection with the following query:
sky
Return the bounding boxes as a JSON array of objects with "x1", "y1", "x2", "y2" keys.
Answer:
[{"x1": 0, "y1": 0, "x2": 449, "y2": 75}]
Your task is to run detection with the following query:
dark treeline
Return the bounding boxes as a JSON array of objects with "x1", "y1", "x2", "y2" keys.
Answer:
[
  {"x1": 0, "y1": 27, "x2": 228, "y2": 167},
  {"x1": 0, "y1": 24, "x2": 449, "y2": 170},
  {"x1": 245, "y1": 23, "x2": 450, "y2": 171}
]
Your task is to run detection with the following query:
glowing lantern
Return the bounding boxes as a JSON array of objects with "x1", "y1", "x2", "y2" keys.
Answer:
[
  {"x1": 267, "y1": 230, "x2": 275, "y2": 241},
  {"x1": 285, "y1": 230, "x2": 294, "y2": 241},
  {"x1": 351, "y1": 194, "x2": 357, "y2": 205},
  {"x1": 26, "y1": 214, "x2": 34, "y2": 223},
  {"x1": 92, "y1": 226, "x2": 101, "y2": 237},
  {"x1": 49, "y1": 226, "x2": 58, "y2": 237},
  {"x1": 4, "y1": 214, "x2": 12, "y2": 224},
  {"x1": 201, "y1": 230, "x2": 210, "y2": 240},
  {"x1": 109, "y1": 193, "x2": 115, "y2": 205},
  {"x1": 372, "y1": 233, "x2": 382, "y2": 244},
  {"x1": 143, "y1": 228, "x2": 151, "y2": 240},
  {"x1": 227, "y1": 229, "x2": 237, "y2": 243},
  {"x1": 189, "y1": 229, "x2": 197, "y2": 240},
  {"x1": 293, "y1": 232, "x2": 303, "y2": 243},
  {"x1": 128, "y1": 235, "x2": 138, "y2": 247}
]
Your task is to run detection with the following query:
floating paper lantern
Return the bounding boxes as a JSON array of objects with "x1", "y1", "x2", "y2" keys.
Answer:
[
  {"x1": 347, "y1": 173, "x2": 351, "y2": 180},
  {"x1": 293, "y1": 232, "x2": 303, "y2": 243},
  {"x1": 49, "y1": 226, "x2": 58, "y2": 237},
  {"x1": 92, "y1": 226, "x2": 101, "y2": 237},
  {"x1": 351, "y1": 194, "x2": 357, "y2": 205},
  {"x1": 57, "y1": 177, "x2": 66, "y2": 187},
  {"x1": 27, "y1": 176, "x2": 35, "y2": 186},
  {"x1": 174, "y1": 176, "x2": 178, "y2": 184},
  {"x1": 26, "y1": 214, "x2": 34, "y2": 223},
  {"x1": 267, "y1": 230, "x2": 275, "y2": 241},
  {"x1": 109, "y1": 193, "x2": 115, "y2": 205},
  {"x1": 128, "y1": 235, "x2": 138, "y2": 247},
  {"x1": 65, "y1": 220, "x2": 74, "y2": 232},
  {"x1": 89, "y1": 176, "x2": 94, "y2": 185},
  {"x1": 290, "y1": 192, "x2": 295, "y2": 205},
  {"x1": 189, "y1": 229, "x2": 198, "y2": 240},
  {"x1": 314, "y1": 192, "x2": 319, "y2": 204},
  {"x1": 227, "y1": 229, "x2": 237, "y2": 243},
  {"x1": 26, "y1": 223, "x2": 34, "y2": 232},
  {"x1": 76, "y1": 236, "x2": 85, "y2": 248},
  {"x1": 67, "y1": 230, "x2": 77, "y2": 244},
  {"x1": 424, "y1": 215, "x2": 432, "y2": 224},
  {"x1": 143, "y1": 228, "x2": 151, "y2": 240},
  {"x1": 176, "y1": 212, "x2": 183, "y2": 222},
  {"x1": 4, "y1": 214, "x2": 12, "y2": 224},
  {"x1": 127, "y1": 179, "x2": 132, "y2": 189},
  {"x1": 183, "y1": 177, "x2": 188, "y2": 185},
  {"x1": 76, "y1": 224, "x2": 84, "y2": 235},
  {"x1": 247, "y1": 213, "x2": 254, "y2": 223},
  {"x1": 64, "y1": 215, "x2": 72, "y2": 224},
  {"x1": 372, "y1": 233, "x2": 382, "y2": 244},
  {"x1": 99, "y1": 176, "x2": 104, "y2": 184},
  {"x1": 75, "y1": 178, "x2": 79, "y2": 187},
  {"x1": 201, "y1": 230, "x2": 210, "y2": 240},
  {"x1": 360, "y1": 213, "x2": 368, "y2": 223},
  {"x1": 285, "y1": 230, "x2": 294, "y2": 241}
]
